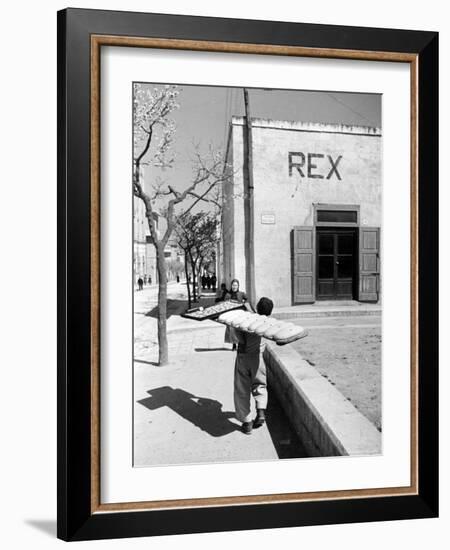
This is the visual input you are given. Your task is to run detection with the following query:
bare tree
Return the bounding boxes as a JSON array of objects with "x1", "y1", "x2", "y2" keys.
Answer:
[
  {"x1": 133, "y1": 83, "x2": 230, "y2": 365},
  {"x1": 176, "y1": 212, "x2": 202, "y2": 308},
  {"x1": 175, "y1": 213, "x2": 219, "y2": 308},
  {"x1": 196, "y1": 217, "x2": 219, "y2": 289}
]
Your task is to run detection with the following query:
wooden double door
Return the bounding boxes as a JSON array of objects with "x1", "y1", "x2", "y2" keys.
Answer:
[
  {"x1": 316, "y1": 229, "x2": 357, "y2": 300},
  {"x1": 292, "y1": 226, "x2": 379, "y2": 303}
]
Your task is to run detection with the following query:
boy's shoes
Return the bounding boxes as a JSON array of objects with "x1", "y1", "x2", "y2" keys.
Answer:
[
  {"x1": 241, "y1": 421, "x2": 253, "y2": 435},
  {"x1": 253, "y1": 409, "x2": 266, "y2": 429}
]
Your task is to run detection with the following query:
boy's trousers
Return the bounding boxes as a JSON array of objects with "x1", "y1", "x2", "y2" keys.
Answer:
[{"x1": 234, "y1": 351, "x2": 268, "y2": 423}]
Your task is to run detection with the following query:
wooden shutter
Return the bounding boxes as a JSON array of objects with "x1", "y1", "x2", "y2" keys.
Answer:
[
  {"x1": 292, "y1": 227, "x2": 315, "y2": 304},
  {"x1": 359, "y1": 227, "x2": 380, "y2": 302}
]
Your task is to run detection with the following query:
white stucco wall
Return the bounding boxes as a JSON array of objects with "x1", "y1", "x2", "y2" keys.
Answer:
[{"x1": 223, "y1": 117, "x2": 382, "y2": 307}]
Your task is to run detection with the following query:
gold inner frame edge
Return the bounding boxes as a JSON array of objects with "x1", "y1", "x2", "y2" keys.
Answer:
[{"x1": 89, "y1": 34, "x2": 419, "y2": 514}]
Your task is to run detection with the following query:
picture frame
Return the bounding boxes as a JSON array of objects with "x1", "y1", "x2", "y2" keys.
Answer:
[{"x1": 57, "y1": 7, "x2": 438, "y2": 541}]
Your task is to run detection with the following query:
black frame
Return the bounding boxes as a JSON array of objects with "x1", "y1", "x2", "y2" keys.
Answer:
[{"x1": 57, "y1": 8, "x2": 438, "y2": 541}]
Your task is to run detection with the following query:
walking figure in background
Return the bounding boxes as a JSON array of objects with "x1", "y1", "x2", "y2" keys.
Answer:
[
  {"x1": 137, "y1": 277, "x2": 144, "y2": 291},
  {"x1": 211, "y1": 273, "x2": 217, "y2": 291},
  {"x1": 224, "y1": 279, "x2": 248, "y2": 351},
  {"x1": 233, "y1": 297, "x2": 274, "y2": 435}
]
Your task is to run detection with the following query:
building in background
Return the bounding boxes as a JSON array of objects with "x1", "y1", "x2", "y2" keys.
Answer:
[
  {"x1": 134, "y1": 201, "x2": 184, "y2": 287},
  {"x1": 133, "y1": 200, "x2": 161, "y2": 286},
  {"x1": 222, "y1": 116, "x2": 382, "y2": 307},
  {"x1": 133, "y1": 198, "x2": 149, "y2": 285}
]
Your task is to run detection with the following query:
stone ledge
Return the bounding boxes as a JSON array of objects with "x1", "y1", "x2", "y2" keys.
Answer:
[
  {"x1": 264, "y1": 342, "x2": 381, "y2": 457},
  {"x1": 273, "y1": 306, "x2": 381, "y2": 320}
]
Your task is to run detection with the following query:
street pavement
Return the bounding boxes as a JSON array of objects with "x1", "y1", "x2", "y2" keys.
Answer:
[
  {"x1": 290, "y1": 314, "x2": 382, "y2": 430},
  {"x1": 133, "y1": 282, "x2": 306, "y2": 466}
]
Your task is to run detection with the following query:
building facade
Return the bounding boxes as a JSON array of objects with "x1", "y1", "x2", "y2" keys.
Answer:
[
  {"x1": 222, "y1": 117, "x2": 382, "y2": 307},
  {"x1": 133, "y1": 197, "x2": 149, "y2": 284},
  {"x1": 133, "y1": 199, "x2": 162, "y2": 285},
  {"x1": 134, "y1": 200, "x2": 185, "y2": 286}
]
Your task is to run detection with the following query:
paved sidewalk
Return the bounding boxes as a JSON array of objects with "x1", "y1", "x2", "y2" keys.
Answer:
[{"x1": 133, "y1": 284, "x2": 307, "y2": 466}]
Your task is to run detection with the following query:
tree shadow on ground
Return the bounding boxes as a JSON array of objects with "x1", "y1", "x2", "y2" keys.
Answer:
[
  {"x1": 194, "y1": 347, "x2": 231, "y2": 352},
  {"x1": 145, "y1": 299, "x2": 188, "y2": 319},
  {"x1": 138, "y1": 386, "x2": 239, "y2": 437},
  {"x1": 144, "y1": 295, "x2": 220, "y2": 320},
  {"x1": 134, "y1": 358, "x2": 159, "y2": 366}
]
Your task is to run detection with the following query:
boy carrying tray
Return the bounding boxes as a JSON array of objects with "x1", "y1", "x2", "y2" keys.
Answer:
[{"x1": 233, "y1": 297, "x2": 274, "y2": 435}]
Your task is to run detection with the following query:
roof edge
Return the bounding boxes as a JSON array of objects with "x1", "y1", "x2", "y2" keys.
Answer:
[{"x1": 231, "y1": 116, "x2": 381, "y2": 136}]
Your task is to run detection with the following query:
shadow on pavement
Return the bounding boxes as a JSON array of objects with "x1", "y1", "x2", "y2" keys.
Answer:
[
  {"x1": 145, "y1": 299, "x2": 188, "y2": 319},
  {"x1": 134, "y1": 358, "x2": 160, "y2": 366},
  {"x1": 138, "y1": 386, "x2": 239, "y2": 437},
  {"x1": 195, "y1": 347, "x2": 231, "y2": 352},
  {"x1": 263, "y1": 395, "x2": 309, "y2": 459}
]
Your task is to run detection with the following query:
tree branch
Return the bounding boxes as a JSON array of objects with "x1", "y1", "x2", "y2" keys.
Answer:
[
  {"x1": 187, "y1": 190, "x2": 221, "y2": 208},
  {"x1": 135, "y1": 127, "x2": 153, "y2": 165}
]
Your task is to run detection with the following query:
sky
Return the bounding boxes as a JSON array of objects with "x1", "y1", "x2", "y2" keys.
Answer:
[{"x1": 136, "y1": 83, "x2": 381, "y2": 213}]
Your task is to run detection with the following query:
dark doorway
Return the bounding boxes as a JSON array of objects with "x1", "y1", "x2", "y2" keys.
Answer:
[{"x1": 316, "y1": 229, "x2": 357, "y2": 300}]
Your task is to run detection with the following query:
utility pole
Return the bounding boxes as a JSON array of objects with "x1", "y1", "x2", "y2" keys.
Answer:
[{"x1": 243, "y1": 88, "x2": 256, "y2": 306}]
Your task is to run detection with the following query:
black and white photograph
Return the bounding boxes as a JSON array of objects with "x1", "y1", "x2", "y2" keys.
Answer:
[
  {"x1": 133, "y1": 83, "x2": 382, "y2": 466},
  {"x1": 0, "y1": 0, "x2": 444, "y2": 545}
]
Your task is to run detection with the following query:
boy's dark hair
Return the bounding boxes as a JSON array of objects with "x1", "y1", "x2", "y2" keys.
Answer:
[{"x1": 256, "y1": 297, "x2": 274, "y2": 316}]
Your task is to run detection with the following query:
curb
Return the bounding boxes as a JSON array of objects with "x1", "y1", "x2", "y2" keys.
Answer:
[
  {"x1": 264, "y1": 343, "x2": 381, "y2": 457},
  {"x1": 273, "y1": 308, "x2": 381, "y2": 320}
]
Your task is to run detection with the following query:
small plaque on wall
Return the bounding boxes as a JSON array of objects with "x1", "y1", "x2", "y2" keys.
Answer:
[{"x1": 261, "y1": 212, "x2": 276, "y2": 224}]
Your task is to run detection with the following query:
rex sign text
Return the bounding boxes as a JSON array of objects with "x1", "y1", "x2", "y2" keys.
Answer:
[{"x1": 288, "y1": 152, "x2": 343, "y2": 180}]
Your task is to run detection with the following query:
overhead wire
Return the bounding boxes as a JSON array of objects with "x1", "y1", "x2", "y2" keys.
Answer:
[{"x1": 326, "y1": 93, "x2": 376, "y2": 126}]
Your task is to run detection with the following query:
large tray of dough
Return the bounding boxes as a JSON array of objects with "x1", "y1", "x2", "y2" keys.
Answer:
[
  {"x1": 181, "y1": 300, "x2": 246, "y2": 321},
  {"x1": 216, "y1": 310, "x2": 307, "y2": 345}
]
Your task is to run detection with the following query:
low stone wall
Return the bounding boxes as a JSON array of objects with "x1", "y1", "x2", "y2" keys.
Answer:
[{"x1": 264, "y1": 342, "x2": 381, "y2": 457}]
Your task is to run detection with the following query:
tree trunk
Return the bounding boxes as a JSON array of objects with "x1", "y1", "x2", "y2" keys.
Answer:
[
  {"x1": 156, "y1": 244, "x2": 169, "y2": 366},
  {"x1": 184, "y1": 250, "x2": 191, "y2": 308},
  {"x1": 192, "y1": 269, "x2": 197, "y2": 302},
  {"x1": 198, "y1": 259, "x2": 203, "y2": 295},
  {"x1": 189, "y1": 254, "x2": 198, "y2": 302}
]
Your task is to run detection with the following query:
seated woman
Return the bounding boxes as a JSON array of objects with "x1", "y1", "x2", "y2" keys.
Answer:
[{"x1": 224, "y1": 279, "x2": 247, "y2": 351}]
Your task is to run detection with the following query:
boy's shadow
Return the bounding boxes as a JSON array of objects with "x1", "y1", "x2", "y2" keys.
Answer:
[{"x1": 138, "y1": 386, "x2": 239, "y2": 437}]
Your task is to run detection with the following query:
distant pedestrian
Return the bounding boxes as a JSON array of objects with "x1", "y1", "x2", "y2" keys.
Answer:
[
  {"x1": 206, "y1": 274, "x2": 211, "y2": 290},
  {"x1": 137, "y1": 277, "x2": 143, "y2": 291},
  {"x1": 176, "y1": 274, "x2": 180, "y2": 283},
  {"x1": 211, "y1": 274, "x2": 217, "y2": 291},
  {"x1": 224, "y1": 279, "x2": 248, "y2": 350},
  {"x1": 233, "y1": 297, "x2": 274, "y2": 435},
  {"x1": 149, "y1": 276, "x2": 152, "y2": 285},
  {"x1": 201, "y1": 274, "x2": 206, "y2": 289}
]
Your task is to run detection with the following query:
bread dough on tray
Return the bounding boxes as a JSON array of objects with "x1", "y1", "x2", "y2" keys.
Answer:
[{"x1": 217, "y1": 311, "x2": 307, "y2": 344}]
